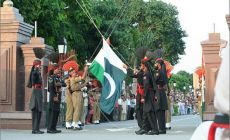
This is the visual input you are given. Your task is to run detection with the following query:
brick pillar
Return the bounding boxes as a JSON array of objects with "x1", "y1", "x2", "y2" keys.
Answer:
[
  {"x1": 0, "y1": 0, "x2": 54, "y2": 129},
  {"x1": 0, "y1": 0, "x2": 33, "y2": 112},
  {"x1": 201, "y1": 33, "x2": 227, "y2": 120}
]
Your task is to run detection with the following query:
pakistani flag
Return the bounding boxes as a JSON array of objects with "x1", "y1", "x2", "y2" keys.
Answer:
[{"x1": 89, "y1": 38, "x2": 127, "y2": 114}]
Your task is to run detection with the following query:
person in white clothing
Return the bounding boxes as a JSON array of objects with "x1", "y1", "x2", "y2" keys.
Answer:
[
  {"x1": 118, "y1": 96, "x2": 123, "y2": 121},
  {"x1": 129, "y1": 95, "x2": 136, "y2": 120},
  {"x1": 121, "y1": 95, "x2": 127, "y2": 121}
]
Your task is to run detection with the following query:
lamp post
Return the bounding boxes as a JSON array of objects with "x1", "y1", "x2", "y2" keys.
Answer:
[
  {"x1": 58, "y1": 37, "x2": 67, "y2": 54},
  {"x1": 189, "y1": 85, "x2": 192, "y2": 97},
  {"x1": 189, "y1": 85, "x2": 192, "y2": 90},
  {"x1": 183, "y1": 86, "x2": 186, "y2": 95},
  {"x1": 58, "y1": 37, "x2": 67, "y2": 64},
  {"x1": 173, "y1": 82, "x2": 177, "y2": 93},
  {"x1": 173, "y1": 82, "x2": 176, "y2": 104}
]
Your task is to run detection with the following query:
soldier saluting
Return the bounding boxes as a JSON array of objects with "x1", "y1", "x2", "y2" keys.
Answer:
[{"x1": 27, "y1": 48, "x2": 45, "y2": 134}]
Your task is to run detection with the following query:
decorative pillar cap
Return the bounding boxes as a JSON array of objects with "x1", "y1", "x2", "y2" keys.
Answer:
[{"x1": 3, "y1": 0, "x2": 13, "y2": 7}]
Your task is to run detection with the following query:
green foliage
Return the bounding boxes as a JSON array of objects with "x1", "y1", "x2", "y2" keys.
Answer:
[
  {"x1": 13, "y1": 0, "x2": 186, "y2": 67},
  {"x1": 13, "y1": 0, "x2": 69, "y2": 50},
  {"x1": 169, "y1": 70, "x2": 193, "y2": 93}
]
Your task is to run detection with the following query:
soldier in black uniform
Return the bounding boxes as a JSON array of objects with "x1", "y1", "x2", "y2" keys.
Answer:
[
  {"x1": 27, "y1": 59, "x2": 44, "y2": 134},
  {"x1": 47, "y1": 63, "x2": 62, "y2": 133},
  {"x1": 123, "y1": 64, "x2": 151, "y2": 134},
  {"x1": 137, "y1": 59, "x2": 159, "y2": 135},
  {"x1": 154, "y1": 58, "x2": 169, "y2": 134}
]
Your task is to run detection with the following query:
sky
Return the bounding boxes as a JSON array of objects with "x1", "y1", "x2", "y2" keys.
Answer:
[{"x1": 145, "y1": 0, "x2": 229, "y2": 73}]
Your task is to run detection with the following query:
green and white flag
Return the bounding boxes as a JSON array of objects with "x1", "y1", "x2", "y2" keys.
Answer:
[{"x1": 89, "y1": 38, "x2": 127, "y2": 114}]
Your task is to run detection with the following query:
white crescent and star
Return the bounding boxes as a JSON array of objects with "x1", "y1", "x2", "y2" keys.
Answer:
[{"x1": 104, "y1": 72, "x2": 116, "y2": 99}]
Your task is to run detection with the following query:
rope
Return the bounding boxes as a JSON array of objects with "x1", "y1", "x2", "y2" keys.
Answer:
[
  {"x1": 88, "y1": 0, "x2": 130, "y2": 62},
  {"x1": 75, "y1": 0, "x2": 104, "y2": 62},
  {"x1": 75, "y1": 0, "x2": 104, "y2": 38},
  {"x1": 110, "y1": 44, "x2": 132, "y2": 68},
  {"x1": 75, "y1": 0, "x2": 133, "y2": 69},
  {"x1": 105, "y1": 1, "x2": 128, "y2": 37},
  {"x1": 107, "y1": 0, "x2": 130, "y2": 38}
]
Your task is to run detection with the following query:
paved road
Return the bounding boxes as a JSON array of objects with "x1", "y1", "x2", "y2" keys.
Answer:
[{"x1": 0, "y1": 115, "x2": 201, "y2": 140}]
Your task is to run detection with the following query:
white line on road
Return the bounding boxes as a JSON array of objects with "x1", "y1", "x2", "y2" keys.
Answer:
[
  {"x1": 106, "y1": 126, "x2": 136, "y2": 132},
  {"x1": 171, "y1": 131, "x2": 184, "y2": 134},
  {"x1": 171, "y1": 115, "x2": 199, "y2": 123},
  {"x1": 106, "y1": 115, "x2": 200, "y2": 133},
  {"x1": 106, "y1": 128, "x2": 130, "y2": 132}
]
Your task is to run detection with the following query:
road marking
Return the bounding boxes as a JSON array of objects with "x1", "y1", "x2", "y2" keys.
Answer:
[
  {"x1": 106, "y1": 126, "x2": 136, "y2": 132},
  {"x1": 106, "y1": 128, "x2": 130, "y2": 132},
  {"x1": 171, "y1": 116, "x2": 199, "y2": 123},
  {"x1": 171, "y1": 131, "x2": 183, "y2": 134}
]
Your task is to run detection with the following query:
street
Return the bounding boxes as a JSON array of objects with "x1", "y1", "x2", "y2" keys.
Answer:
[{"x1": 0, "y1": 114, "x2": 201, "y2": 140}]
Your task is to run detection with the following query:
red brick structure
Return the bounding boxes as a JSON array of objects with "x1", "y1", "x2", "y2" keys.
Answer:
[
  {"x1": 201, "y1": 33, "x2": 227, "y2": 120},
  {"x1": 0, "y1": 0, "x2": 54, "y2": 129}
]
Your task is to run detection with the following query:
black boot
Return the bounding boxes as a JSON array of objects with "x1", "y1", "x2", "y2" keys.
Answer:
[
  {"x1": 159, "y1": 130, "x2": 166, "y2": 134},
  {"x1": 135, "y1": 129, "x2": 141, "y2": 134},
  {"x1": 135, "y1": 129, "x2": 147, "y2": 135},
  {"x1": 146, "y1": 130, "x2": 159, "y2": 135},
  {"x1": 47, "y1": 130, "x2": 56, "y2": 134},
  {"x1": 54, "y1": 129, "x2": 62, "y2": 133},
  {"x1": 32, "y1": 130, "x2": 44, "y2": 134}
]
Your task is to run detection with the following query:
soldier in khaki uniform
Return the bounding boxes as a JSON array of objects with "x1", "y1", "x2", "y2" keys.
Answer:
[
  {"x1": 65, "y1": 73, "x2": 73, "y2": 129},
  {"x1": 165, "y1": 94, "x2": 172, "y2": 129},
  {"x1": 70, "y1": 71, "x2": 83, "y2": 130},
  {"x1": 92, "y1": 81, "x2": 101, "y2": 124},
  {"x1": 65, "y1": 66, "x2": 88, "y2": 130}
]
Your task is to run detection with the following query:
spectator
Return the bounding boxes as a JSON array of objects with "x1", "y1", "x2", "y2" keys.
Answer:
[
  {"x1": 121, "y1": 95, "x2": 127, "y2": 121},
  {"x1": 126, "y1": 96, "x2": 131, "y2": 120},
  {"x1": 118, "y1": 96, "x2": 123, "y2": 121},
  {"x1": 129, "y1": 95, "x2": 136, "y2": 120},
  {"x1": 113, "y1": 101, "x2": 119, "y2": 121},
  {"x1": 86, "y1": 94, "x2": 94, "y2": 124}
]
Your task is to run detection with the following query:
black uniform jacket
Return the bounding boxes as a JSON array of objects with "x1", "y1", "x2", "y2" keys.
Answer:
[
  {"x1": 48, "y1": 74, "x2": 62, "y2": 111},
  {"x1": 29, "y1": 68, "x2": 43, "y2": 111},
  {"x1": 143, "y1": 71, "x2": 159, "y2": 112},
  {"x1": 155, "y1": 65, "x2": 168, "y2": 110}
]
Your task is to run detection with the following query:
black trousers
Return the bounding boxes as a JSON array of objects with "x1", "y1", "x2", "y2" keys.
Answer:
[
  {"x1": 136, "y1": 94, "x2": 143, "y2": 128},
  {"x1": 157, "y1": 110, "x2": 166, "y2": 131},
  {"x1": 143, "y1": 111, "x2": 158, "y2": 132},
  {"x1": 136, "y1": 106, "x2": 143, "y2": 128},
  {"x1": 32, "y1": 110, "x2": 42, "y2": 131},
  {"x1": 47, "y1": 110, "x2": 60, "y2": 130},
  {"x1": 129, "y1": 108, "x2": 135, "y2": 120},
  {"x1": 118, "y1": 105, "x2": 122, "y2": 121}
]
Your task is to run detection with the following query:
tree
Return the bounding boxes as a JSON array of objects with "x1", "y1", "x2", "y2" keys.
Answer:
[
  {"x1": 13, "y1": 0, "x2": 69, "y2": 49},
  {"x1": 13, "y1": 0, "x2": 186, "y2": 67},
  {"x1": 169, "y1": 70, "x2": 193, "y2": 93},
  {"x1": 126, "y1": 0, "x2": 187, "y2": 65},
  {"x1": 13, "y1": 0, "x2": 96, "y2": 66}
]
